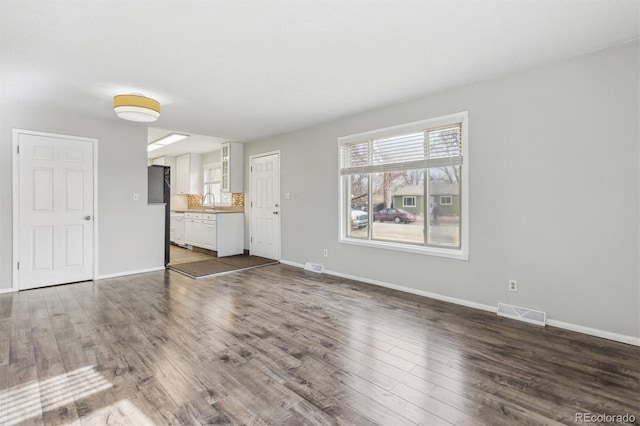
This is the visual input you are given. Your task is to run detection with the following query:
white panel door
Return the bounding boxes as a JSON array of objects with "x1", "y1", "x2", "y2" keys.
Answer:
[
  {"x1": 250, "y1": 153, "x2": 280, "y2": 260},
  {"x1": 18, "y1": 132, "x2": 94, "y2": 289}
]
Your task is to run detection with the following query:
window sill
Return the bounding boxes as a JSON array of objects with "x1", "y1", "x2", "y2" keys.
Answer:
[{"x1": 339, "y1": 236, "x2": 468, "y2": 261}]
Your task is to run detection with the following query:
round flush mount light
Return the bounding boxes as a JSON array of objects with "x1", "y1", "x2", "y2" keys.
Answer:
[{"x1": 113, "y1": 94, "x2": 160, "y2": 122}]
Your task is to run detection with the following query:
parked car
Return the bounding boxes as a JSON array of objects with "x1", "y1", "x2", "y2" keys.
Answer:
[
  {"x1": 351, "y1": 210, "x2": 368, "y2": 228},
  {"x1": 373, "y1": 208, "x2": 416, "y2": 224}
]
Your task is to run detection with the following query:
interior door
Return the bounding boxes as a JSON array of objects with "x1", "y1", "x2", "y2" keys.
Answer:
[
  {"x1": 250, "y1": 153, "x2": 280, "y2": 260},
  {"x1": 17, "y1": 131, "x2": 95, "y2": 290}
]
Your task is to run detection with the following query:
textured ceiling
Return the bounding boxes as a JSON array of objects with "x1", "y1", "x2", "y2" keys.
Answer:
[{"x1": 1, "y1": 0, "x2": 638, "y2": 142}]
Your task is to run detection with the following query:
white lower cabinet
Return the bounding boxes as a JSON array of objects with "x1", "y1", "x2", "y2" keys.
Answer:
[
  {"x1": 184, "y1": 212, "x2": 243, "y2": 256},
  {"x1": 185, "y1": 213, "x2": 209, "y2": 248},
  {"x1": 201, "y1": 215, "x2": 217, "y2": 250},
  {"x1": 216, "y1": 213, "x2": 244, "y2": 257},
  {"x1": 170, "y1": 213, "x2": 185, "y2": 245}
]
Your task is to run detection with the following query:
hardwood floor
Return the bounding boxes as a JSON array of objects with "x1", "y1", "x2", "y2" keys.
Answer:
[{"x1": 0, "y1": 264, "x2": 638, "y2": 425}]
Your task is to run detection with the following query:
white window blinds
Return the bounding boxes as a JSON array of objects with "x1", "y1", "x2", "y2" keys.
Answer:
[{"x1": 340, "y1": 123, "x2": 462, "y2": 175}]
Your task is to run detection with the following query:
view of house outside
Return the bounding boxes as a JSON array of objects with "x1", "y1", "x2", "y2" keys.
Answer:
[{"x1": 349, "y1": 165, "x2": 461, "y2": 248}]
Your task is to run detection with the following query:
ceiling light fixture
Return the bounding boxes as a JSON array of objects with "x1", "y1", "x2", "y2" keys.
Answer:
[
  {"x1": 113, "y1": 94, "x2": 160, "y2": 122},
  {"x1": 147, "y1": 133, "x2": 190, "y2": 151}
]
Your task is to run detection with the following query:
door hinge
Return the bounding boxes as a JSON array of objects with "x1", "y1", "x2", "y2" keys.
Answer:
[
  {"x1": 16, "y1": 145, "x2": 19, "y2": 154},
  {"x1": 251, "y1": 201, "x2": 253, "y2": 207},
  {"x1": 250, "y1": 166, "x2": 252, "y2": 172},
  {"x1": 251, "y1": 237, "x2": 253, "y2": 243},
  {"x1": 17, "y1": 261, "x2": 19, "y2": 270}
]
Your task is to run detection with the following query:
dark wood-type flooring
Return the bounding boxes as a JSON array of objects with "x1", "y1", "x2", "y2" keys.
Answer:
[{"x1": 0, "y1": 264, "x2": 638, "y2": 425}]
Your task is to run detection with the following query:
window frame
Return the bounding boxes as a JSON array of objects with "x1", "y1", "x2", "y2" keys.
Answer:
[
  {"x1": 439, "y1": 196, "x2": 453, "y2": 206},
  {"x1": 402, "y1": 196, "x2": 416, "y2": 207},
  {"x1": 338, "y1": 111, "x2": 469, "y2": 260},
  {"x1": 203, "y1": 162, "x2": 231, "y2": 207}
]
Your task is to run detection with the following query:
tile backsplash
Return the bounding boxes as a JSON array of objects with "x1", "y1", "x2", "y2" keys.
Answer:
[
  {"x1": 187, "y1": 194, "x2": 203, "y2": 208},
  {"x1": 187, "y1": 193, "x2": 244, "y2": 208},
  {"x1": 232, "y1": 193, "x2": 244, "y2": 207}
]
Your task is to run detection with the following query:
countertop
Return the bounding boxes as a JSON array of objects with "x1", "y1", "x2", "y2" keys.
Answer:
[{"x1": 171, "y1": 207, "x2": 244, "y2": 214}]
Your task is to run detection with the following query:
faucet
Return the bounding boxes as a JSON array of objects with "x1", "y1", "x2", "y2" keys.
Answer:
[{"x1": 202, "y1": 193, "x2": 216, "y2": 209}]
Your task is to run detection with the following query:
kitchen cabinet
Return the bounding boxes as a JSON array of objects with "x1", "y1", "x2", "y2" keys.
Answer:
[
  {"x1": 152, "y1": 156, "x2": 167, "y2": 166},
  {"x1": 215, "y1": 213, "x2": 244, "y2": 256},
  {"x1": 220, "y1": 142, "x2": 243, "y2": 193},
  {"x1": 202, "y1": 218, "x2": 217, "y2": 249},
  {"x1": 184, "y1": 212, "x2": 244, "y2": 256},
  {"x1": 185, "y1": 212, "x2": 216, "y2": 250},
  {"x1": 176, "y1": 153, "x2": 202, "y2": 194},
  {"x1": 170, "y1": 212, "x2": 185, "y2": 245}
]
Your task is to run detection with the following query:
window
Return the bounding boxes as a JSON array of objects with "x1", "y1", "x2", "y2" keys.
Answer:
[
  {"x1": 203, "y1": 163, "x2": 231, "y2": 206},
  {"x1": 440, "y1": 196, "x2": 453, "y2": 205},
  {"x1": 402, "y1": 196, "x2": 416, "y2": 207},
  {"x1": 339, "y1": 112, "x2": 468, "y2": 260}
]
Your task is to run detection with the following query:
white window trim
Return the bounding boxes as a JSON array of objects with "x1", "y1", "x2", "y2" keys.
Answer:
[
  {"x1": 402, "y1": 196, "x2": 416, "y2": 207},
  {"x1": 439, "y1": 196, "x2": 453, "y2": 206},
  {"x1": 337, "y1": 111, "x2": 469, "y2": 261}
]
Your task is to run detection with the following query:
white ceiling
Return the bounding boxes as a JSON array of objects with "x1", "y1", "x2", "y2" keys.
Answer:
[
  {"x1": 1, "y1": 1, "x2": 638, "y2": 143},
  {"x1": 147, "y1": 127, "x2": 226, "y2": 158}
]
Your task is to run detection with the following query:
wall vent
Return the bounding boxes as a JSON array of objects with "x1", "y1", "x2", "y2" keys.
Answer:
[
  {"x1": 304, "y1": 262, "x2": 324, "y2": 273},
  {"x1": 497, "y1": 303, "x2": 546, "y2": 326}
]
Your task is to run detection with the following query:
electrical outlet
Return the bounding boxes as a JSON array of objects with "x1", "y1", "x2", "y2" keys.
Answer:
[
  {"x1": 323, "y1": 249, "x2": 328, "y2": 257},
  {"x1": 509, "y1": 280, "x2": 518, "y2": 292}
]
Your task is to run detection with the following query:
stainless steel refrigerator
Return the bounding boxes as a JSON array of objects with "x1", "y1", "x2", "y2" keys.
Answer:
[{"x1": 148, "y1": 165, "x2": 171, "y2": 266}]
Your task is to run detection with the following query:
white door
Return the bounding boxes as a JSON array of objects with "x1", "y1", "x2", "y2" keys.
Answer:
[
  {"x1": 250, "y1": 153, "x2": 280, "y2": 260},
  {"x1": 16, "y1": 131, "x2": 95, "y2": 290}
]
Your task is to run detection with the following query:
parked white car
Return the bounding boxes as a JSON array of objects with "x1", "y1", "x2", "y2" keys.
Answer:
[{"x1": 351, "y1": 210, "x2": 368, "y2": 228}]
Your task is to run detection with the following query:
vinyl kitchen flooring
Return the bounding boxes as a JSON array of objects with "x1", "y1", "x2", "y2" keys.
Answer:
[
  {"x1": 169, "y1": 244, "x2": 215, "y2": 265},
  {"x1": 0, "y1": 264, "x2": 638, "y2": 425}
]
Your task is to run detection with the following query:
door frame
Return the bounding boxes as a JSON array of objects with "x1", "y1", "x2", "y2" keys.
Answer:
[
  {"x1": 12, "y1": 129, "x2": 99, "y2": 291},
  {"x1": 249, "y1": 150, "x2": 281, "y2": 261}
]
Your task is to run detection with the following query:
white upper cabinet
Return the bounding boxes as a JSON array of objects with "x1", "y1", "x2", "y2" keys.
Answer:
[
  {"x1": 220, "y1": 142, "x2": 243, "y2": 193},
  {"x1": 151, "y1": 156, "x2": 166, "y2": 166},
  {"x1": 176, "y1": 153, "x2": 203, "y2": 194}
]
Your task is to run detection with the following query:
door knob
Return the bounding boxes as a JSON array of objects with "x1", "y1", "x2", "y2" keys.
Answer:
[
  {"x1": 84, "y1": 215, "x2": 92, "y2": 220},
  {"x1": 273, "y1": 211, "x2": 279, "y2": 215}
]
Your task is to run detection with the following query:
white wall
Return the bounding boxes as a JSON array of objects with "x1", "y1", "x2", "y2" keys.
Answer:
[
  {"x1": 0, "y1": 104, "x2": 165, "y2": 287},
  {"x1": 244, "y1": 42, "x2": 639, "y2": 340},
  {"x1": 202, "y1": 149, "x2": 221, "y2": 165}
]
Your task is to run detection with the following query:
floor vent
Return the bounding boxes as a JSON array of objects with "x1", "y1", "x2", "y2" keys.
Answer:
[
  {"x1": 497, "y1": 303, "x2": 546, "y2": 326},
  {"x1": 304, "y1": 262, "x2": 324, "y2": 273}
]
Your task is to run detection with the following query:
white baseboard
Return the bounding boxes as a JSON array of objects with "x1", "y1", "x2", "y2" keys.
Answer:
[
  {"x1": 546, "y1": 319, "x2": 640, "y2": 347},
  {"x1": 1, "y1": 266, "x2": 167, "y2": 292},
  {"x1": 328, "y1": 268, "x2": 496, "y2": 314},
  {"x1": 97, "y1": 266, "x2": 166, "y2": 280},
  {"x1": 281, "y1": 259, "x2": 495, "y2": 314},
  {"x1": 279, "y1": 259, "x2": 639, "y2": 347},
  {"x1": 279, "y1": 260, "x2": 304, "y2": 268}
]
